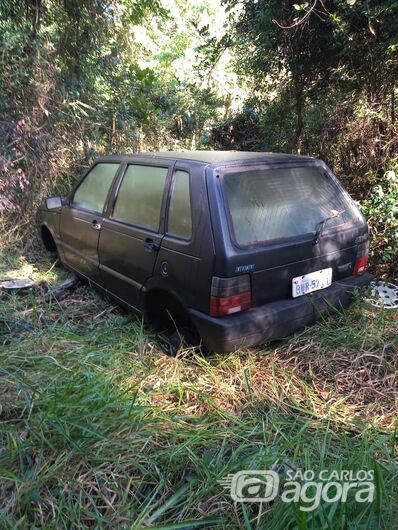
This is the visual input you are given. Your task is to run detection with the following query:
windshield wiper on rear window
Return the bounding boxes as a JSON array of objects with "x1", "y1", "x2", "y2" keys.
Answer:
[{"x1": 313, "y1": 210, "x2": 345, "y2": 245}]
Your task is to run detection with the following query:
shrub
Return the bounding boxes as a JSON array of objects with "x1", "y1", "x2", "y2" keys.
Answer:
[{"x1": 360, "y1": 161, "x2": 398, "y2": 276}]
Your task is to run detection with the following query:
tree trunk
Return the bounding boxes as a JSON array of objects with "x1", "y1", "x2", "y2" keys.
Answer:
[
  {"x1": 293, "y1": 78, "x2": 304, "y2": 154},
  {"x1": 26, "y1": 0, "x2": 42, "y2": 40}
]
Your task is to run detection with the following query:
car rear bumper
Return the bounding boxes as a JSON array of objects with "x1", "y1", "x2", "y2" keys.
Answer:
[{"x1": 189, "y1": 273, "x2": 373, "y2": 352}]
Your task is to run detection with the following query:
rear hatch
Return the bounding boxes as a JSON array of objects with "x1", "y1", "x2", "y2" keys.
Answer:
[{"x1": 213, "y1": 160, "x2": 368, "y2": 307}]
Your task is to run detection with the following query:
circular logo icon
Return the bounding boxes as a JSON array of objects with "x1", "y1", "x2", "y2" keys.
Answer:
[{"x1": 160, "y1": 261, "x2": 169, "y2": 277}]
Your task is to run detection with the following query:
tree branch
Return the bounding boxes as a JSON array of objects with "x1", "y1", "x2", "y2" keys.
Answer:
[{"x1": 273, "y1": 1, "x2": 319, "y2": 30}]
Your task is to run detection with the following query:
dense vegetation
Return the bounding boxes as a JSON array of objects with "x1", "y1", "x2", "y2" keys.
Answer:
[{"x1": 0, "y1": 0, "x2": 397, "y2": 272}]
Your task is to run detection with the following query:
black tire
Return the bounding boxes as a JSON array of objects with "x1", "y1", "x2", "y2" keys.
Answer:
[{"x1": 146, "y1": 290, "x2": 203, "y2": 354}]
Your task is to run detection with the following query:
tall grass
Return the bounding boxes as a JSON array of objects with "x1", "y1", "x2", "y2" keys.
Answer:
[{"x1": 0, "y1": 250, "x2": 397, "y2": 528}]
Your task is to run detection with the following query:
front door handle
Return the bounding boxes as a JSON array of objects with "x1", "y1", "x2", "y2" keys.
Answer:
[
  {"x1": 91, "y1": 220, "x2": 101, "y2": 230},
  {"x1": 144, "y1": 238, "x2": 159, "y2": 252}
]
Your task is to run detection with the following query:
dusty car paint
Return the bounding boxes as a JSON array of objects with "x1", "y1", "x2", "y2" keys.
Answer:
[{"x1": 38, "y1": 151, "x2": 372, "y2": 352}]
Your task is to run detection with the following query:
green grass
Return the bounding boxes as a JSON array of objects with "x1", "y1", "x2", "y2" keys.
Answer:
[{"x1": 0, "y1": 248, "x2": 397, "y2": 529}]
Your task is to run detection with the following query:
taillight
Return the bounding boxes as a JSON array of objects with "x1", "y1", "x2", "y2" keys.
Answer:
[
  {"x1": 353, "y1": 256, "x2": 368, "y2": 275},
  {"x1": 210, "y1": 275, "x2": 252, "y2": 317},
  {"x1": 353, "y1": 240, "x2": 369, "y2": 275}
]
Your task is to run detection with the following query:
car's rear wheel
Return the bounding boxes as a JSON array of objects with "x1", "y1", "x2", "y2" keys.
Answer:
[{"x1": 145, "y1": 289, "x2": 203, "y2": 354}]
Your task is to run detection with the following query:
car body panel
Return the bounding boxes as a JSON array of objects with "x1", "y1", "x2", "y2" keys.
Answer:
[
  {"x1": 148, "y1": 160, "x2": 215, "y2": 313},
  {"x1": 56, "y1": 161, "x2": 123, "y2": 283},
  {"x1": 205, "y1": 159, "x2": 368, "y2": 307},
  {"x1": 37, "y1": 208, "x2": 61, "y2": 242},
  {"x1": 189, "y1": 272, "x2": 372, "y2": 352},
  {"x1": 97, "y1": 158, "x2": 174, "y2": 310},
  {"x1": 59, "y1": 206, "x2": 104, "y2": 283}
]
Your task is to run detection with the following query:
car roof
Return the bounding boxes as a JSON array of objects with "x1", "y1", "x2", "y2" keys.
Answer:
[{"x1": 98, "y1": 150, "x2": 314, "y2": 166}]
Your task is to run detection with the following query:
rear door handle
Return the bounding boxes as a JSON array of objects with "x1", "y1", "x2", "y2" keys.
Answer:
[
  {"x1": 91, "y1": 220, "x2": 101, "y2": 230},
  {"x1": 144, "y1": 238, "x2": 159, "y2": 252}
]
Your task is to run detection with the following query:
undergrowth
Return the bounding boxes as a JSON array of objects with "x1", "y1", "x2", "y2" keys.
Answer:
[{"x1": 0, "y1": 249, "x2": 397, "y2": 529}]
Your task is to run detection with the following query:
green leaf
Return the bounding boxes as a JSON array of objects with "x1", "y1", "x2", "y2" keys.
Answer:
[
  {"x1": 0, "y1": 465, "x2": 19, "y2": 481},
  {"x1": 293, "y1": 2, "x2": 309, "y2": 9}
]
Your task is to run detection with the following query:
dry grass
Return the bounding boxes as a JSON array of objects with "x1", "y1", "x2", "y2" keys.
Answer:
[
  {"x1": 0, "y1": 247, "x2": 397, "y2": 529},
  {"x1": 125, "y1": 309, "x2": 398, "y2": 431}
]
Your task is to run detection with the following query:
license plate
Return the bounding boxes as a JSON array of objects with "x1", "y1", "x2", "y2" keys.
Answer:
[{"x1": 292, "y1": 268, "x2": 332, "y2": 298}]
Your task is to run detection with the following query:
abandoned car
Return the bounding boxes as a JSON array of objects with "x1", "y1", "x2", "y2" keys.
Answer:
[{"x1": 38, "y1": 151, "x2": 372, "y2": 352}]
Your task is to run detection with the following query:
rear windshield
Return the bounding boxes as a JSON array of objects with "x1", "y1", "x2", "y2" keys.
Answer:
[{"x1": 222, "y1": 165, "x2": 357, "y2": 247}]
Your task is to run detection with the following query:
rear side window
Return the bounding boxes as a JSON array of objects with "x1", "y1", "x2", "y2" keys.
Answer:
[
  {"x1": 113, "y1": 164, "x2": 168, "y2": 231},
  {"x1": 73, "y1": 163, "x2": 119, "y2": 213},
  {"x1": 167, "y1": 170, "x2": 192, "y2": 239},
  {"x1": 223, "y1": 165, "x2": 356, "y2": 246}
]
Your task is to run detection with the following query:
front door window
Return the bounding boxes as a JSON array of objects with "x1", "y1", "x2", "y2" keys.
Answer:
[{"x1": 72, "y1": 163, "x2": 119, "y2": 213}]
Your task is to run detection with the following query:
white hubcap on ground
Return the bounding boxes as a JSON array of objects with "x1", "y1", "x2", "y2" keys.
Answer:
[
  {"x1": 365, "y1": 280, "x2": 398, "y2": 309},
  {"x1": 0, "y1": 278, "x2": 35, "y2": 289}
]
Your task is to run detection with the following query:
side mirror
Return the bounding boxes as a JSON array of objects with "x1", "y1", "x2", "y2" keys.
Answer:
[{"x1": 46, "y1": 196, "x2": 63, "y2": 209}]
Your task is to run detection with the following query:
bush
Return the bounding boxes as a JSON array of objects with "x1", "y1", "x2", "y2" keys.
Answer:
[{"x1": 360, "y1": 161, "x2": 398, "y2": 276}]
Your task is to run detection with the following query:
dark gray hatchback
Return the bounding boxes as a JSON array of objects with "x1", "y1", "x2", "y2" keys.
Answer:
[{"x1": 37, "y1": 151, "x2": 372, "y2": 352}]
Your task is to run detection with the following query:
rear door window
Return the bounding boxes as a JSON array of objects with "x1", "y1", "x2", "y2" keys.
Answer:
[
  {"x1": 167, "y1": 170, "x2": 192, "y2": 239},
  {"x1": 222, "y1": 165, "x2": 356, "y2": 247},
  {"x1": 72, "y1": 163, "x2": 119, "y2": 213},
  {"x1": 112, "y1": 164, "x2": 168, "y2": 231}
]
